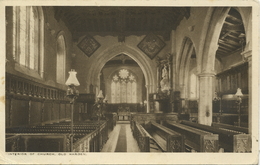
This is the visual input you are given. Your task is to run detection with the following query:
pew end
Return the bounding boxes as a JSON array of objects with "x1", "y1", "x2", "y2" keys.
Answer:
[{"x1": 233, "y1": 134, "x2": 252, "y2": 153}]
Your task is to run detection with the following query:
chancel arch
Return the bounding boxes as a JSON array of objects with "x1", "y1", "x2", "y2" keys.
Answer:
[{"x1": 86, "y1": 43, "x2": 156, "y2": 112}]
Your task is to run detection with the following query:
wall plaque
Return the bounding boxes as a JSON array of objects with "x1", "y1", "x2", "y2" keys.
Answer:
[
  {"x1": 137, "y1": 33, "x2": 166, "y2": 59},
  {"x1": 77, "y1": 35, "x2": 100, "y2": 57}
]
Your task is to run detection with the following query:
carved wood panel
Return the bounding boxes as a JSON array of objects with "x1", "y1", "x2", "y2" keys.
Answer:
[
  {"x1": 167, "y1": 135, "x2": 184, "y2": 152},
  {"x1": 233, "y1": 134, "x2": 251, "y2": 153},
  {"x1": 202, "y1": 135, "x2": 219, "y2": 152},
  {"x1": 216, "y1": 62, "x2": 248, "y2": 95}
]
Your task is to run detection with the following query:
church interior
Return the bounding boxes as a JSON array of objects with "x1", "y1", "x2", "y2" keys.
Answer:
[{"x1": 5, "y1": 6, "x2": 253, "y2": 153}]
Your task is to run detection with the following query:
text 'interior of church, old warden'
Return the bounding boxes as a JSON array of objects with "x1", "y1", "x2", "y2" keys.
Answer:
[{"x1": 5, "y1": 6, "x2": 253, "y2": 153}]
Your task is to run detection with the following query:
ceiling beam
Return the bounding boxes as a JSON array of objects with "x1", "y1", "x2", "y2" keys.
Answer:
[
  {"x1": 218, "y1": 46, "x2": 234, "y2": 52},
  {"x1": 220, "y1": 31, "x2": 232, "y2": 40},
  {"x1": 218, "y1": 40, "x2": 240, "y2": 48},
  {"x1": 219, "y1": 38, "x2": 240, "y2": 46},
  {"x1": 226, "y1": 14, "x2": 243, "y2": 23},
  {"x1": 217, "y1": 49, "x2": 227, "y2": 54},
  {"x1": 218, "y1": 45, "x2": 236, "y2": 53},
  {"x1": 218, "y1": 41, "x2": 238, "y2": 49},
  {"x1": 222, "y1": 23, "x2": 244, "y2": 32}
]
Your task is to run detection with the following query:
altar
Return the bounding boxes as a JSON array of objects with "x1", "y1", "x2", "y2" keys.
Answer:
[{"x1": 117, "y1": 106, "x2": 131, "y2": 121}]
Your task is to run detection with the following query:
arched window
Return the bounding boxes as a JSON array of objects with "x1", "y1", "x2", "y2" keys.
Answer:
[
  {"x1": 111, "y1": 69, "x2": 137, "y2": 103},
  {"x1": 56, "y1": 34, "x2": 66, "y2": 84},
  {"x1": 12, "y1": 6, "x2": 44, "y2": 76}
]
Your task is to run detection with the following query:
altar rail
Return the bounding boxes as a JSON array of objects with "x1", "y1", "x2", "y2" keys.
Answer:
[
  {"x1": 130, "y1": 113, "x2": 178, "y2": 125},
  {"x1": 106, "y1": 103, "x2": 145, "y2": 113}
]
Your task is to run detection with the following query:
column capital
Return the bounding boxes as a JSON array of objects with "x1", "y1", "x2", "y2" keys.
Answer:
[
  {"x1": 197, "y1": 72, "x2": 216, "y2": 77},
  {"x1": 241, "y1": 49, "x2": 252, "y2": 62}
]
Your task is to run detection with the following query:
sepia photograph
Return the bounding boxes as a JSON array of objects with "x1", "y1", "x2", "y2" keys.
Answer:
[{"x1": 1, "y1": 0, "x2": 259, "y2": 164}]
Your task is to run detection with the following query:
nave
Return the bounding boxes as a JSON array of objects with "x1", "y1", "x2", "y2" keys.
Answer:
[{"x1": 101, "y1": 121, "x2": 139, "y2": 152}]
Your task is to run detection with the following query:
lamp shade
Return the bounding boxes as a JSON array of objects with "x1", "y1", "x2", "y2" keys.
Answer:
[
  {"x1": 65, "y1": 69, "x2": 80, "y2": 86},
  {"x1": 235, "y1": 88, "x2": 243, "y2": 97},
  {"x1": 97, "y1": 90, "x2": 104, "y2": 99}
]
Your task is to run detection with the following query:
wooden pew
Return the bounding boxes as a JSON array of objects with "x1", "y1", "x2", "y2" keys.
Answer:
[
  {"x1": 132, "y1": 121, "x2": 150, "y2": 152},
  {"x1": 6, "y1": 133, "x2": 69, "y2": 152},
  {"x1": 165, "y1": 121, "x2": 219, "y2": 152},
  {"x1": 137, "y1": 122, "x2": 165, "y2": 152},
  {"x1": 132, "y1": 121, "x2": 165, "y2": 152},
  {"x1": 212, "y1": 122, "x2": 248, "y2": 134},
  {"x1": 6, "y1": 120, "x2": 106, "y2": 135},
  {"x1": 146, "y1": 122, "x2": 185, "y2": 152},
  {"x1": 6, "y1": 126, "x2": 95, "y2": 135},
  {"x1": 181, "y1": 120, "x2": 251, "y2": 152},
  {"x1": 75, "y1": 121, "x2": 109, "y2": 152},
  {"x1": 6, "y1": 121, "x2": 109, "y2": 152}
]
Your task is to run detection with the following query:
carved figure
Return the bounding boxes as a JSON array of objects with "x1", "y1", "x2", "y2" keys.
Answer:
[{"x1": 160, "y1": 64, "x2": 170, "y2": 92}]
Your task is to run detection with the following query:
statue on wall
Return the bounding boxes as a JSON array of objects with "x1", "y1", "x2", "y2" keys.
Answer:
[{"x1": 160, "y1": 64, "x2": 170, "y2": 92}]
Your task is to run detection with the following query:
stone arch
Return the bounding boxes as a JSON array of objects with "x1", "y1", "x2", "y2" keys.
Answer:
[
  {"x1": 87, "y1": 44, "x2": 155, "y2": 90},
  {"x1": 177, "y1": 37, "x2": 196, "y2": 98},
  {"x1": 191, "y1": 7, "x2": 231, "y2": 125},
  {"x1": 86, "y1": 43, "x2": 156, "y2": 112},
  {"x1": 198, "y1": 7, "x2": 231, "y2": 74}
]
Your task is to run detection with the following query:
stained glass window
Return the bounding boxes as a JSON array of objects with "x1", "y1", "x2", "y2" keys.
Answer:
[{"x1": 111, "y1": 69, "x2": 137, "y2": 103}]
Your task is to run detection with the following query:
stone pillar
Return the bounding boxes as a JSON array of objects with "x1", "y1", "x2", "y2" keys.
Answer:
[
  {"x1": 241, "y1": 50, "x2": 252, "y2": 134},
  {"x1": 198, "y1": 73, "x2": 215, "y2": 126}
]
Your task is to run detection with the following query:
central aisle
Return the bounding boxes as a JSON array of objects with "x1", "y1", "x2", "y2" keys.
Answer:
[{"x1": 101, "y1": 122, "x2": 140, "y2": 152}]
